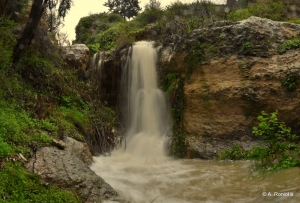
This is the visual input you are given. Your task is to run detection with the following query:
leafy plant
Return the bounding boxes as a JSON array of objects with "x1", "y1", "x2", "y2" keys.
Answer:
[
  {"x1": 217, "y1": 144, "x2": 246, "y2": 160},
  {"x1": 282, "y1": 71, "x2": 298, "y2": 91},
  {"x1": 87, "y1": 43, "x2": 100, "y2": 55},
  {"x1": 278, "y1": 38, "x2": 300, "y2": 54},
  {"x1": 217, "y1": 111, "x2": 300, "y2": 172},
  {"x1": 253, "y1": 111, "x2": 298, "y2": 158},
  {"x1": 243, "y1": 41, "x2": 254, "y2": 54},
  {"x1": 251, "y1": 111, "x2": 299, "y2": 170}
]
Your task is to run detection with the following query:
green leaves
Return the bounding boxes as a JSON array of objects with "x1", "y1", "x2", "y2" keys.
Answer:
[
  {"x1": 278, "y1": 38, "x2": 300, "y2": 54},
  {"x1": 217, "y1": 111, "x2": 300, "y2": 172},
  {"x1": 252, "y1": 111, "x2": 299, "y2": 171},
  {"x1": 87, "y1": 43, "x2": 100, "y2": 55},
  {"x1": 217, "y1": 144, "x2": 247, "y2": 160},
  {"x1": 104, "y1": 0, "x2": 141, "y2": 20}
]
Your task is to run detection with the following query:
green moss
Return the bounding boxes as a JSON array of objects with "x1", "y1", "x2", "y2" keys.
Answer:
[
  {"x1": 0, "y1": 137, "x2": 11, "y2": 158},
  {"x1": 242, "y1": 41, "x2": 254, "y2": 54},
  {"x1": 0, "y1": 101, "x2": 53, "y2": 148},
  {"x1": 0, "y1": 162, "x2": 80, "y2": 202}
]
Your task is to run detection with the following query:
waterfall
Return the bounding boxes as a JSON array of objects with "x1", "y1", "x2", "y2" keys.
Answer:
[
  {"x1": 87, "y1": 52, "x2": 107, "y2": 78},
  {"x1": 121, "y1": 41, "x2": 171, "y2": 157},
  {"x1": 90, "y1": 41, "x2": 300, "y2": 203}
]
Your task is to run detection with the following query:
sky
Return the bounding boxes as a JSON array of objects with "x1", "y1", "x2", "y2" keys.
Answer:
[{"x1": 59, "y1": 0, "x2": 226, "y2": 42}]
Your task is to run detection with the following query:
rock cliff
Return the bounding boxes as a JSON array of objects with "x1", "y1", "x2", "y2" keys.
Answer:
[{"x1": 168, "y1": 17, "x2": 300, "y2": 158}]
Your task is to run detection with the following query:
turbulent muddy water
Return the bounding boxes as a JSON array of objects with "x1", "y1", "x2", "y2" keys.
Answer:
[
  {"x1": 90, "y1": 41, "x2": 300, "y2": 203},
  {"x1": 92, "y1": 155, "x2": 300, "y2": 203}
]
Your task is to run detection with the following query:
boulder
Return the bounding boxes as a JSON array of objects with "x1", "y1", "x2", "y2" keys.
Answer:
[
  {"x1": 26, "y1": 137, "x2": 119, "y2": 202},
  {"x1": 65, "y1": 137, "x2": 93, "y2": 165},
  {"x1": 64, "y1": 44, "x2": 90, "y2": 71}
]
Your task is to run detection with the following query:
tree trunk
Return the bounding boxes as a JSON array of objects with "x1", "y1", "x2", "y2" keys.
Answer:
[{"x1": 12, "y1": 0, "x2": 48, "y2": 67}]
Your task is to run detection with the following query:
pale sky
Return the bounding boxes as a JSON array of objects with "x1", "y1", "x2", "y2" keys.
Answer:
[{"x1": 59, "y1": 0, "x2": 226, "y2": 42}]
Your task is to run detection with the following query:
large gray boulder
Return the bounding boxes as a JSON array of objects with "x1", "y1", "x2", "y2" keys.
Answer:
[{"x1": 26, "y1": 137, "x2": 119, "y2": 203}]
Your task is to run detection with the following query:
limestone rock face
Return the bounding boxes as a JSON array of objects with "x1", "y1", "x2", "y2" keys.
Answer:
[
  {"x1": 188, "y1": 16, "x2": 300, "y2": 58},
  {"x1": 26, "y1": 137, "x2": 119, "y2": 202},
  {"x1": 179, "y1": 17, "x2": 300, "y2": 158},
  {"x1": 64, "y1": 44, "x2": 90, "y2": 71}
]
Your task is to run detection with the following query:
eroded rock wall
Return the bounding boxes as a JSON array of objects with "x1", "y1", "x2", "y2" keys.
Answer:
[{"x1": 161, "y1": 17, "x2": 300, "y2": 158}]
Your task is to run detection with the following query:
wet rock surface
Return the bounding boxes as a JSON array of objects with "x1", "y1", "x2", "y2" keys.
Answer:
[
  {"x1": 26, "y1": 137, "x2": 119, "y2": 203},
  {"x1": 181, "y1": 17, "x2": 300, "y2": 158}
]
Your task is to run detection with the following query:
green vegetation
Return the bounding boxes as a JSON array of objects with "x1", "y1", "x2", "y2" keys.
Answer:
[
  {"x1": 0, "y1": 162, "x2": 80, "y2": 202},
  {"x1": 282, "y1": 71, "x2": 298, "y2": 91},
  {"x1": 242, "y1": 41, "x2": 254, "y2": 54},
  {"x1": 278, "y1": 38, "x2": 300, "y2": 54},
  {"x1": 75, "y1": 13, "x2": 126, "y2": 49},
  {"x1": 0, "y1": 17, "x2": 16, "y2": 71},
  {"x1": 217, "y1": 144, "x2": 247, "y2": 160},
  {"x1": 104, "y1": 0, "x2": 141, "y2": 20},
  {"x1": 162, "y1": 73, "x2": 187, "y2": 158},
  {"x1": 289, "y1": 18, "x2": 300, "y2": 24},
  {"x1": 184, "y1": 43, "x2": 205, "y2": 76},
  {"x1": 75, "y1": 1, "x2": 226, "y2": 52},
  {"x1": 0, "y1": 12, "x2": 117, "y2": 201},
  {"x1": 228, "y1": 1, "x2": 287, "y2": 22},
  {"x1": 217, "y1": 111, "x2": 300, "y2": 172}
]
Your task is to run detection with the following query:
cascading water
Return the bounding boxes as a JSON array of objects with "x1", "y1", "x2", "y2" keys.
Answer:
[
  {"x1": 120, "y1": 41, "x2": 171, "y2": 158},
  {"x1": 90, "y1": 42, "x2": 300, "y2": 203}
]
